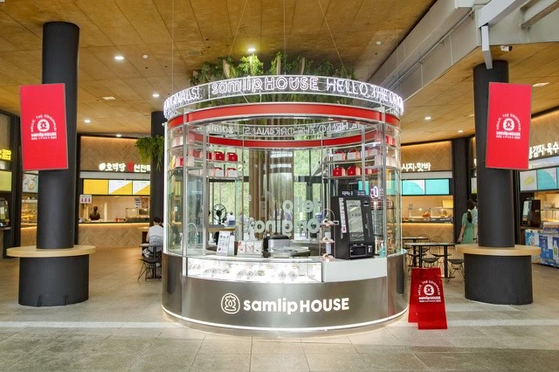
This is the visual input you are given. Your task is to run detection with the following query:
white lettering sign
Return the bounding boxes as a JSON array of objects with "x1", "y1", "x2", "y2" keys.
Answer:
[
  {"x1": 529, "y1": 141, "x2": 559, "y2": 160},
  {"x1": 402, "y1": 162, "x2": 431, "y2": 172},
  {"x1": 164, "y1": 75, "x2": 404, "y2": 119}
]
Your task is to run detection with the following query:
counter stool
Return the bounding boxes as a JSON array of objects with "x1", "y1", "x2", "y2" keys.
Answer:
[
  {"x1": 447, "y1": 248, "x2": 465, "y2": 282},
  {"x1": 138, "y1": 244, "x2": 162, "y2": 282}
]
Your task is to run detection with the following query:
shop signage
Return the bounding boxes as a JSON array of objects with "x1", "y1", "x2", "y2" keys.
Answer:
[
  {"x1": 164, "y1": 75, "x2": 404, "y2": 119},
  {"x1": 486, "y1": 82, "x2": 532, "y2": 170},
  {"x1": 221, "y1": 292, "x2": 350, "y2": 315},
  {"x1": 19, "y1": 83, "x2": 68, "y2": 171},
  {"x1": 402, "y1": 162, "x2": 431, "y2": 172},
  {"x1": 250, "y1": 198, "x2": 321, "y2": 235},
  {"x1": 98, "y1": 162, "x2": 150, "y2": 173},
  {"x1": 530, "y1": 141, "x2": 559, "y2": 159},
  {"x1": 408, "y1": 267, "x2": 447, "y2": 329},
  {"x1": 207, "y1": 121, "x2": 361, "y2": 138},
  {"x1": 0, "y1": 149, "x2": 11, "y2": 161}
]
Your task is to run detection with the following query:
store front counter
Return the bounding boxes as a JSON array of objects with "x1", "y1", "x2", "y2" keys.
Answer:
[
  {"x1": 21, "y1": 222, "x2": 149, "y2": 248},
  {"x1": 162, "y1": 252, "x2": 407, "y2": 332}
]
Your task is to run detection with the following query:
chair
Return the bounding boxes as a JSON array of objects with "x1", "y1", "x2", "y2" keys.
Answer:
[
  {"x1": 447, "y1": 247, "x2": 465, "y2": 281},
  {"x1": 138, "y1": 244, "x2": 162, "y2": 282}
]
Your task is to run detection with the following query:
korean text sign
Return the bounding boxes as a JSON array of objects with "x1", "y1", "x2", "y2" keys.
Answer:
[
  {"x1": 486, "y1": 83, "x2": 532, "y2": 170},
  {"x1": 20, "y1": 84, "x2": 68, "y2": 171}
]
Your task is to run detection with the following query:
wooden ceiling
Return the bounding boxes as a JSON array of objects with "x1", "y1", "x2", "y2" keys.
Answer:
[{"x1": 0, "y1": 1, "x2": 557, "y2": 145}]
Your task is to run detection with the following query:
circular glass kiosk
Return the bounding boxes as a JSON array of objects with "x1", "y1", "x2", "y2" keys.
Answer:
[{"x1": 162, "y1": 76, "x2": 407, "y2": 332}]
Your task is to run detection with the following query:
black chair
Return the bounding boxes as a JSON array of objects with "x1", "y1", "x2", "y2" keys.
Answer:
[
  {"x1": 138, "y1": 244, "x2": 162, "y2": 282},
  {"x1": 447, "y1": 247, "x2": 465, "y2": 282}
]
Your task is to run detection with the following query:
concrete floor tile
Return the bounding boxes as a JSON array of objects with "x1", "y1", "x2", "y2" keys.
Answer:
[{"x1": 251, "y1": 353, "x2": 310, "y2": 371}]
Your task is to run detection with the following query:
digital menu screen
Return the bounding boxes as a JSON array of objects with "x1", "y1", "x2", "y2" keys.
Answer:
[
  {"x1": 519, "y1": 170, "x2": 537, "y2": 191},
  {"x1": 401, "y1": 180, "x2": 425, "y2": 195},
  {"x1": 536, "y1": 168, "x2": 557, "y2": 190},
  {"x1": 346, "y1": 199, "x2": 364, "y2": 241},
  {"x1": 425, "y1": 179, "x2": 450, "y2": 195}
]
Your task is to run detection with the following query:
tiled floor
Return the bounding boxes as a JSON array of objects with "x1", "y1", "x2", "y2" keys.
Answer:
[{"x1": 0, "y1": 247, "x2": 558, "y2": 371}]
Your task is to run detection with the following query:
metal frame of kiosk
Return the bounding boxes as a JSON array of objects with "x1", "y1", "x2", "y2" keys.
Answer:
[
  {"x1": 331, "y1": 195, "x2": 375, "y2": 259},
  {"x1": 161, "y1": 75, "x2": 405, "y2": 332}
]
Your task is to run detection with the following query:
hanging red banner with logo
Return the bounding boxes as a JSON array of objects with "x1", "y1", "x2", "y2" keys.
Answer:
[
  {"x1": 20, "y1": 84, "x2": 68, "y2": 171},
  {"x1": 486, "y1": 83, "x2": 532, "y2": 170},
  {"x1": 408, "y1": 267, "x2": 447, "y2": 329}
]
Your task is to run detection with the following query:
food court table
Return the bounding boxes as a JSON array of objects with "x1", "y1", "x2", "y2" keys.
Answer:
[
  {"x1": 404, "y1": 242, "x2": 456, "y2": 278},
  {"x1": 402, "y1": 236, "x2": 429, "y2": 243}
]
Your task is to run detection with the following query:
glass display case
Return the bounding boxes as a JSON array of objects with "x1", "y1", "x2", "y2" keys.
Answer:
[
  {"x1": 320, "y1": 122, "x2": 401, "y2": 256},
  {"x1": 405, "y1": 206, "x2": 453, "y2": 222},
  {"x1": 21, "y1": 198, "x2": 37, "y2": 225},
  {"x1": 187, "y1": 255, "x2": 321, "y2": 283}
]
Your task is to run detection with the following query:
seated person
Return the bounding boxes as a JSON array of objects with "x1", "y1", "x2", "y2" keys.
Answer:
[
  {"x1": 89, "y1": 206, "x2": 101, "y2": 221},
  {"x1": 144, "y1": 217, "x2": 163, "y2": 257}
]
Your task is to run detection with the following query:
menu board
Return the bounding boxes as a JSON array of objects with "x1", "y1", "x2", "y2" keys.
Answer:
[
  {"x1": 402, "y1": 180, "x2": 425, "y2": 195},
  {"x1": 425, "y1": 179, "x2": 450, "y2": 195},
  {"x1": 536, "y1": 169, "x2": 557, "y2": 190},
  {"x1": 519, "y1": 170, "x2": 537, "y2": 191},
  {"x1": 133, "y1": 181, "x2": 150, "y2": 195},
  {"x1": 108, "y1": 180, "x2": 132, "y2": 195},
  {"x1": 22, "y1": 173, "x2": 38, "y2": 193}
]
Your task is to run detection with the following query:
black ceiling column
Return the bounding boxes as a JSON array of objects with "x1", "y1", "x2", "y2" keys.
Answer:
[
  {"x1": 37, "y1": 22, "x2": 79, "y2": 249},
  {"x1": 473, "y1": 60, "x2": 514, "y2": 248},
  {"x1": 150, "y1": 111, "x2": 165, "y2": 221}
]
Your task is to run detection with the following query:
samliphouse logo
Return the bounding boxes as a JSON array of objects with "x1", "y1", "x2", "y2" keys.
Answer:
[
  {"x1": 220, "y1": 293, "x2": 350, "y2": 315},
  {"x1": 495, "y1": 113, "x2": 521, "y2": 140},
  {"x1": 30, "y1": 114, "x2": 58, "y2": 140}
]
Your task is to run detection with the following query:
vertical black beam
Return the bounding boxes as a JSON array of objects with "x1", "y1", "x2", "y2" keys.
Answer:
[
  {"x1": 473, "y1": 61, "x2": 514, "y2": 247},
  {"x1": 37, "y1": 22, "x2": 79, "y2": 249},
  {"x1": 150, "y1": 111, "x2": 165, "y2": 220},
  {"x1": 452, "y1": 137, "x2": 469, "y2": 242}
]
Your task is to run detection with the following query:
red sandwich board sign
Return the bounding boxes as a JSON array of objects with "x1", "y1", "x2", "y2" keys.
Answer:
[{"x1": 408, "y1": 267, "x2": 447, "y2": 329}]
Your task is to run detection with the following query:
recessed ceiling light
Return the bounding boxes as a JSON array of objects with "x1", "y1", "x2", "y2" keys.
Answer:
[
  {"x1": 533, "y1": 82, "x2": 549, "y2": 87},
  {"x1": 102, "y1": 96, "x2": 116, "y2": 101},
  {"x1": 458, "y1": 129, "x2": 464, "y2": 133},
  {"x1": 114, "y1": 55, "x2": 124, "y2": 61},
  {"x1": 84, "y1": 119, "x2": 91, "y2": 123},
  {"x1": 116, "y1": 134, "x2": 122, "y2": 138},
  {"x1": 424, "y1": 116, "x2": 432, "y2": 121},
  {"x1": 142, "y1": 54, "x2": 149, "y2": 59},
  {"x1": 152, "y1": 93, "x2": 160, "y2": 98},
  {"x1": 468, "y1": 113, "x2": 475, "y2": 117},
  {"x1": 376, "y1": 41, "x2": 382, "y2": 45},
  {"x1": 247, "y1": 47, "x2": 256, "y2": 53}
]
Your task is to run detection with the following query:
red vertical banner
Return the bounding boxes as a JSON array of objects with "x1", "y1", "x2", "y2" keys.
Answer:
[
  {"x1": 486, "y1": 83, "x2": 532, "y2": 170},
  {"x1": 408, "y1": 267, "x2": 447, "y2": 329},
  {"x1": 20, "y1": 84, "x2": 68, "y2": 171}
]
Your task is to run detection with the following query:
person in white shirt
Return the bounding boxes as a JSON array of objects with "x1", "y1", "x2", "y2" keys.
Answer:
[{"x1": 144, "y1": 216, "x2": 163, "y2": 257}]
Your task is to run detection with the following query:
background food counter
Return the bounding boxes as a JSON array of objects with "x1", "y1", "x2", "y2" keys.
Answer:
[{"x1": 21, "y1": 222, "x2": 149, "y2": 248}]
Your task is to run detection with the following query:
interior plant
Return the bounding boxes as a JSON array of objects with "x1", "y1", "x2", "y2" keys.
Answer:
[{"x1": 135, "y1": 135, "x2": 165, "y2": 171}]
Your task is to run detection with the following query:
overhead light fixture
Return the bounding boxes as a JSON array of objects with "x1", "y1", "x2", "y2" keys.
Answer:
[
  {"x1": 247, "y1": 47, "x2": 256, "y2": 53},
  {"x1": 102, "y1": 96, "x2": 116, "y2": 101},
  {"x1": 116, "y1": 134, "x2": 122, "y2": 138},
  {"x1": 114, "y1": 55, "x2": 125, "y2": 61},
  {"x1": 424, "y1": 116, "x2": 432, "y2": 121},
  {"x1": 533, "y1": 82, "x2": 549, "y2": 87},
  {"x1": 84, "y1": 119, "x2": 91, "y2": 123},
  {"x1": 376, "y1": 41, "x2": 382, "y2": 45},
  {"x1": 142, "y1": 54, "x2": 149, "y2": 59},
  {"x1": 152, "y1": 93, "x2": 160, "y2": 98},
  {"x1": 458, "y1": 130, "x2": 464, "y2": 133}
]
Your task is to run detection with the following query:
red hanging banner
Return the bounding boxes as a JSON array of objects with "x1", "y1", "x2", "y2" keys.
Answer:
[
  {"x1": 486, "y1": 82, "x2": 532, "y2": 170},
  {"x1": 20, "y1": 84, "x2": 68, "y2": 171},
  {"x1": 408, "y1": 267, "x2": 447, "y2": 329}
]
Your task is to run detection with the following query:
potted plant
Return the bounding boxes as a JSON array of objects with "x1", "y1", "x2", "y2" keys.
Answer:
[{"x1": 135, "y1": 135, "x2": 164, "y2": 171}]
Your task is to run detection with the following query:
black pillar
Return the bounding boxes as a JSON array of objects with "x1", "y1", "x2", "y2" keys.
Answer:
[
  {"x1": 452, "y1": 137, "x2": 470, "y2": 242},
  {"x1": 18, "y1": 22, "x2": 88, "y2": 307},
  {"x1": 37, "y1": 22, "x2": 79, "y2": 249},
  {"x1": 473, "y1": 60, "x2": 514, "y2": 247},
  {"x1": 150, "y1": 111, "x2": 165, "y2": 220}
]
